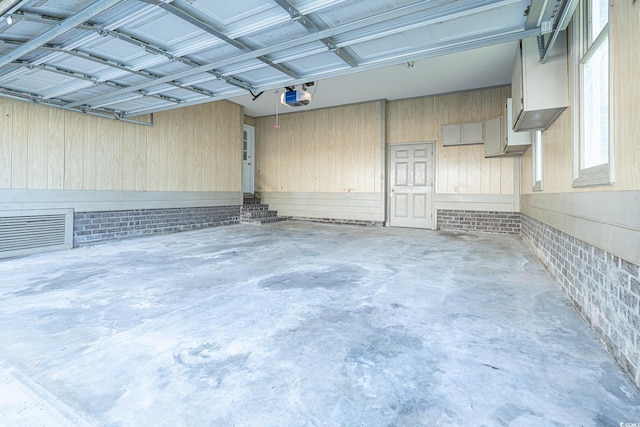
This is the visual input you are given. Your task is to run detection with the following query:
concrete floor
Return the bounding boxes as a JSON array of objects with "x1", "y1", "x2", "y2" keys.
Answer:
[{"x1": 1, "y1": 222, "x2": 639, "y2": 426}]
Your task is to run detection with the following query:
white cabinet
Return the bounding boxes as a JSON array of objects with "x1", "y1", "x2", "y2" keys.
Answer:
[
  {"x1": 484, "y1": 116, "x2": 503, "y2": 158},
  {"x1": 442, "y1": 122, "x2": 484, "y2": 146},
  {"x1": 485, "y1": 98, "x2": 532, "y2": 157},
  {"x1": 511, "y1": 32, "x2": 569, "y2": 131}
]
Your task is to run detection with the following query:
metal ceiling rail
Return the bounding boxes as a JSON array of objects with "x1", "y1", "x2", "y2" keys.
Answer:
[
  {"x1": 1, "y1": 13, "x2": 238, "y2": 102},
  {"x1": 0, "y1": 0, "x2": 30, "y2": 16},
  {"x1": 3, "y1": 11, "x2": 258, "y2": 104},
  {"x1": 0, "y1": 85, "x2": 154, "y2": 125},
  {"x1": 64, "y1": 0, "x2": 503, "y2": 110},
  {"x1": 47, "y1": 47, "x2": 218, "y2": 97},
  {"x1": 272, "y1": 0, "x2": 359, "y2": 68},
  {"x1": 0, "y1": 0, "x2": 124, "y2": 68},
  {"x1": 20, "y1": 62, "x2": 182, "y2": 104},
  {"x1": 126, "y1": 26, "x2": 541, "y2": 118},
  {"x1": 332, "y1": 0, "x2": 524, "y2": 48},
  {"x1": 141, "y1": 0, "x2": 300, "y2": 79},
  {"x1": 539, "y1": 0, "x2": 578, "y2": 62},
  {"x1": 0, "y1": 39, "x2": 218, "y2": 99}
]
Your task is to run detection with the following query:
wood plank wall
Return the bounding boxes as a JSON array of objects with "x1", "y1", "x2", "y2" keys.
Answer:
[
  {"x1": 521, "y1": 0, "x2": 639, "y2": 194},
  {"x1": 613, "y1": 0, "x2": 640, "y2": 191},
  {"x1": 0, "y1": 99, "x2": 242, "y2": 192},
  {"x1": 255, "y1": 88, "x2": 514, "y2": 198},
  {"x1": 254, "y1": 101, "x2": 383, "y2": 193},
  {"x1": 386, "y1": 86, "x2": 514, "y2": 195}
]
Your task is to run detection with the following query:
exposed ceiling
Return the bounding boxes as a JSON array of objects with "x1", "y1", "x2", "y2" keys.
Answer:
[
  {"x1": 0, "y1": 0, "x2": 561, "y2": 123},
  {"x1": 234, "y1": 41, "x2": 519, "y2": 117}
]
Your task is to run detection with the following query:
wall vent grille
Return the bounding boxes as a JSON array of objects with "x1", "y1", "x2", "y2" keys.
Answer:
[{"x1": 0, "y1": 209, "x2": 73, "y2": 258}]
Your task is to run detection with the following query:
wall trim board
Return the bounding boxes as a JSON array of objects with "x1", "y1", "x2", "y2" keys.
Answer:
[
  {"x1": 258, "y1": 191, "x2": 384, "y2": 222},
  {"x1": 380, "y1": 100, "x2": 387, "y2": 226},
  {"x1": 0, "y1": 189, "x2": 242, "y2": 212},
  {"x1": 434, "y1": 193, "x2": 516, "y2": 213},
  {"x1": 521, "y1": 191, "x2": 640, "y2": 265}
]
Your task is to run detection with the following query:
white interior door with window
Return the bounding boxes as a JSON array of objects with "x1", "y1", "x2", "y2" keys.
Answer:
[
  {"x1": 242, "y1": 125, "x2": 255, "y2": 194},
  {"x1": 389, "y1": 143, "x2": 434, "y2": 229}
]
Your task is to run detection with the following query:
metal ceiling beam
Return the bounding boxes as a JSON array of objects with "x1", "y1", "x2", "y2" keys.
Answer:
[
  {"x1": 0, "y1": 0, "x2": 123, "y2": 68},
  {"x1": 0, "y1": 38, "x2": 219, "y2": 98},
  {"x1": 40, "y1": 46, "x2": 218, "y2": 98},
  {"x1": 333, "y1": 0, "x2": 524, "y2": 48},
  {"x1": 272, "y1": 0, "x2": 359, "y2": 68},
  {"x1": 140, "y1": 0, "x2": 299, "y2": 79},
  {"x1": 0, "y1": 0, "x2": 29, "y2": 16},
  {"x1": 2, "y1": 14, "x2": 240, "y2": 100},
  {"x1": 126, "y1": 26, "x2": 541, "y2": 118},
  {"x1": 67, "y1": 0, "x2": 499, "y2": 109},
  {"x1": 10, "y1": 60, "x2": 183, "y2": 105},
  {"x1": 539, "y1": 0, "x2": 578, "y2": 62},
  {"x1": 525, "y1": 0, "x2": 549, "y2": 30},
  {"x1": 0, "y1": 85, "x2": 154, "y2": 125}
]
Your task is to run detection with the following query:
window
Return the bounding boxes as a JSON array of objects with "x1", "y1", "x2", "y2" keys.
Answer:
[
  {"x1": 532, "y1": 130, "x2": 543, "y2": 191},
  {"x1": 572, "y1": 0, "x2": 613, "y2": 187}
]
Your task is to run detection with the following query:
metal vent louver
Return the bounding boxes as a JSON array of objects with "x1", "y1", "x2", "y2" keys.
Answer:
[{"x1": 0, "y1": 209, "x2": 73, "y2": 258}]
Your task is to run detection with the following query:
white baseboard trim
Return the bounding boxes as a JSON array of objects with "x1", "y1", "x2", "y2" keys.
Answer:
[
  {"x1": 258, "y1": 191, "x2": 384, "y2": 222},
  {"x1": 434, "y1": 193, "x2": 516, "y2": 212}
]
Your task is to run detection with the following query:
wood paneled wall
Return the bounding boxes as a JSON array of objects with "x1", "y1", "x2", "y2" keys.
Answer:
[
  {"x1": 254, "y1": 101, "x2": 384, "y2": 193},
  {"x1": 0, "y1": 99, "x2": 242, "y2": 192},
  {"x1": 612, "y1": 0, "x2": 640, "y2": 191},
  {"x1": 386, "y1": 86, "x2": 515, "y2": 195},
  {"x1": 521, "y1": 0, "x2": 640, "y2": 194}
]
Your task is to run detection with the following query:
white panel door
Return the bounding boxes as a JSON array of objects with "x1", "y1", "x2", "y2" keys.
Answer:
[
  {"x1": 242, "y1": 125, "x2": 255, "y2": 194},
  {"x1": 389, "y1": 143, "x2": 434, "y2": 229}
]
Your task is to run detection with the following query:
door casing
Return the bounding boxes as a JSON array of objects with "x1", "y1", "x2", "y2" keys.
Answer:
[
  {"x1": 242, "y1": 124, "x2": 255, "y2": 194},
  {"x1": 387, "y1": 142, "x2": 435, "y2": 229}
]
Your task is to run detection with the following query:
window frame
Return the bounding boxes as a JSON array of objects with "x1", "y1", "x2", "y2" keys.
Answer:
[
  {"x1": 571, "y1": 0, "x2": 614, "y2": 188},
  {"x1": 532, "y1": 130, "x2": 543, "y2": 191}
]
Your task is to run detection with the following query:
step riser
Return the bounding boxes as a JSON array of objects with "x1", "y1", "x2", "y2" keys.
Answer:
[
  {"x1": 241, "y1": 211, "x2": 279, "y2": 219},
  {"x1": 240, "y1": 217, "x2": 288, "y2": 225}
]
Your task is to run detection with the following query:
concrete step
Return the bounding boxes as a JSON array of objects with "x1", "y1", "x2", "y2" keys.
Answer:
[
  {"x1": 243, "y1": 195, "x2": 262, "y2": 205},
  {"x1": 241, "y1": 204, "x2": 270, "y2": 212},
  {"x1": 241, "y1": 216, "x2": 288, "y2": 225},
  {"x1": 241, "y1": 210, "x2": 279, "y2": 220},
  {"x1": 240, "y1": 195, "x2": 286, "y2": 225}
]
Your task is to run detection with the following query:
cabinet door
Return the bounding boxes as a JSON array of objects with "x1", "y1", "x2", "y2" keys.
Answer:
[
  {"x1": 504, "y1": 98, "x2": 532, "y2": 154},
  {"x1": 442, "y1": 124, "x2": 461, "y2": 146},
  {"x1": 484, "y1": 116, "x2": 503, "y2": 157},
  {"x1": 462, "y1": 122, "x2": 484, "y2": 144},
  {"x1": 511, "y1": 41, "x2": 524, "y2": 129}
]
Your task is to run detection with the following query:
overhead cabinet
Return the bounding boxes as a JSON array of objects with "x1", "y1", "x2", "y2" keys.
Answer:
[
  {"x1": 485, "y1": 98, "x2": 531, "y2": 157},
  {"x1": 442, "y1": 122, "x2": 484, "y2": 146},
  {"x1": 511, "y1": 32, "x2": 569, "y2": 131}
]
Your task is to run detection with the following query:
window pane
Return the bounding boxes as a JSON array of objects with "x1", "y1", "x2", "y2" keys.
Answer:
[
  {"x1": 589, "y1": 0, "x2": 608, "y2": 44},
  {"x1": 581, "y1": 37, "x2": 609, "y2": 169},
  {"x1": 533, "y1": 131, "x2": 542, "y2": 182}
]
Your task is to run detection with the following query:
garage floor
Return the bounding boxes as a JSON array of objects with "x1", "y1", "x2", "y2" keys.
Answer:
[{"x1": 1, "y1": 222, "x2": 639, "y2": 426}]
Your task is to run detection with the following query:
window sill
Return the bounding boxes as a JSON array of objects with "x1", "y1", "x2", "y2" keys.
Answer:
[{"x1": 572, "y1": 164, "x2": 614, "y2": 188}]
